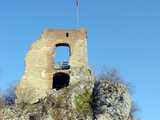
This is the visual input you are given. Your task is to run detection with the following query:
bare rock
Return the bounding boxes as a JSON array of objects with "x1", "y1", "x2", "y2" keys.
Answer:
[{"x1": 92, "y1": 80, "x2": 132, "y2": 120}]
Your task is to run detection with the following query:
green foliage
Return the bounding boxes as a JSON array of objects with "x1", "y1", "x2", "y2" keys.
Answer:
[{"x1": 74, "y1": 89, "x2": 92, "y2": 118}]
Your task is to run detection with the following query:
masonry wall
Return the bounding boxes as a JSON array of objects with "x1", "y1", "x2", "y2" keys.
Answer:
[{"x1": 16, "y1": 28, "x2": 91, "y2": 103}]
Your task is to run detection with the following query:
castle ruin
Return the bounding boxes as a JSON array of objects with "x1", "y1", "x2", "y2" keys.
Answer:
[
  {"x1": 16, "y1": 28, "x2": 92, "y2": 103},
  {"x1": 0, "y1": 28, "x2": 132, "y2": 120}
]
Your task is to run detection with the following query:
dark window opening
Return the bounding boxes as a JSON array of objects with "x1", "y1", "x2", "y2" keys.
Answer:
[
  {"x1": 52, "y1": 72, "x2": 70, "y2": 90},
  {"x1": 54, "y1": 43, "x2": 71, "y2": 70},
  {"x1": 66, "y1": 32, "x2": 69, "y2": 37}
]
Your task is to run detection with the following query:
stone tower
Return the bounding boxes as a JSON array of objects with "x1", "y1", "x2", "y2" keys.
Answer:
[
  {"x1": 16, "y1": 28, "x2": 92, "y2": 103},
  {"x1": 2, "y1": 28, "x2": 132, "y2": 120}
]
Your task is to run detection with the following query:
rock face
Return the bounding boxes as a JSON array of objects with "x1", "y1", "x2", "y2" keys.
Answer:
[
  {"x1": 1, "y1": 79, "x2": 94, "y2": 120},
  {"x1": 93, "y1": 80, "x2": 132, "y2": 120},
  {"x1": 0, "y1": 79, "x2": 132, "y2": 120}
]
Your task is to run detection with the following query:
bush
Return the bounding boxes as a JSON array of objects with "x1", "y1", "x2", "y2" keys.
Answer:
[
  {"x1": 0, "y1": 94, "x2": 5, "y2": 109},
  {"x1": 0, "y1": 85, "x2": 16, "y2": 107},
  {"x1": 74, "y1": 89, "x2": 92, "y2": 118},
  {"x1": 4, "y1": 87, "x2": 16, "y2": 105},
  {"x1": 130, "y1": 102, "x2": 140, "y2": 120}
]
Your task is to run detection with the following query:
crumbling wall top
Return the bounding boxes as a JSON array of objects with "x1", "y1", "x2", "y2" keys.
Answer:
[{"x1": 41, "y1": 28, "x2": 87, "y2": 41}]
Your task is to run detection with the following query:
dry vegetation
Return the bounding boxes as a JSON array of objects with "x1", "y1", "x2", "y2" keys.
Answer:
[
  {"x1": 0, "y1": 93, "x2": 5, "y2": 119},
  {"x1": 0, "y1": 86, "x2": 16, "y2": 108},
  {"x1": 0, "y1": 94, "x2": 5, "y2": 109}
]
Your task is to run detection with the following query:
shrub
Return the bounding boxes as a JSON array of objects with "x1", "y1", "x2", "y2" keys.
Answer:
[
  {"x1": 74, "y1": 89, "x2": 92, "y2": 118},
  {"x1": 130, "y1": 102, "x2": 140, "y2": 120},
  {"x1": 0, "y1": 94, "x2": 5, "y2": 109}
]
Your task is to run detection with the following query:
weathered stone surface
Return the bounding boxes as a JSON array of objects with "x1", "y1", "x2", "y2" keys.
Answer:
[
  {"x1": 16, "y1": 28, "x2": 90, "y2": 104},
  {"x1": 0, "y1": 78, "x2": 133, "y2": 120},
  {"x1": 1, "y1": 78, "x2": 95, "y2": 120},
  {"x1": 92, "y1": 80, "x2": 132, "y2": 120}
]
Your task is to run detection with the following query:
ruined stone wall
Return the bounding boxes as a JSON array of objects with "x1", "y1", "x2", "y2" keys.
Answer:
[
  {"x1": 1, "y1": 28, "x2": 134, "y2": 120},
  {"x1": 16, "y1": 28, "x2": 90, "y2": 103}
]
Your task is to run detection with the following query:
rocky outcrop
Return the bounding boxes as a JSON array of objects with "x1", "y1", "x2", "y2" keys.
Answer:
[
  {"x1": 92, "y1": 80, "x2": 131, "y2": 120},
  {"x1": 0, "y1": 78, "x2": 133, "y2": 120},
  {"x1": 1, "y1": 78, "x2": 94, "y2": 120}
]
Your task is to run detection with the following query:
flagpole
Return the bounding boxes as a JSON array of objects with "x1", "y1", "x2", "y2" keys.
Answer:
[
  {"x1": 76, "y1": 5, "x2": 79, "y2": 28},
  {"x1": 76, "y1": 0, "x2": 80, "y2": 28}
]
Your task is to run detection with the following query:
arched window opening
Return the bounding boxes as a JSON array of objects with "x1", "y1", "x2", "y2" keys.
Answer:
[
  {"x1": 66, "y1": 32, "x2": 69, "y2": 37},
  {"x1": 52, "y1": 72, "x2": 70, "y2": 90},
  {"x1": 54, "y1": 43, "x2": 70, "y2": 70}
]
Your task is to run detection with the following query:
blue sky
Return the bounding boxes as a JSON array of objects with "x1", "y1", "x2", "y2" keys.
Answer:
[{"x1": 0, "y1": 0, "x2": 160, "y2": 119}]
